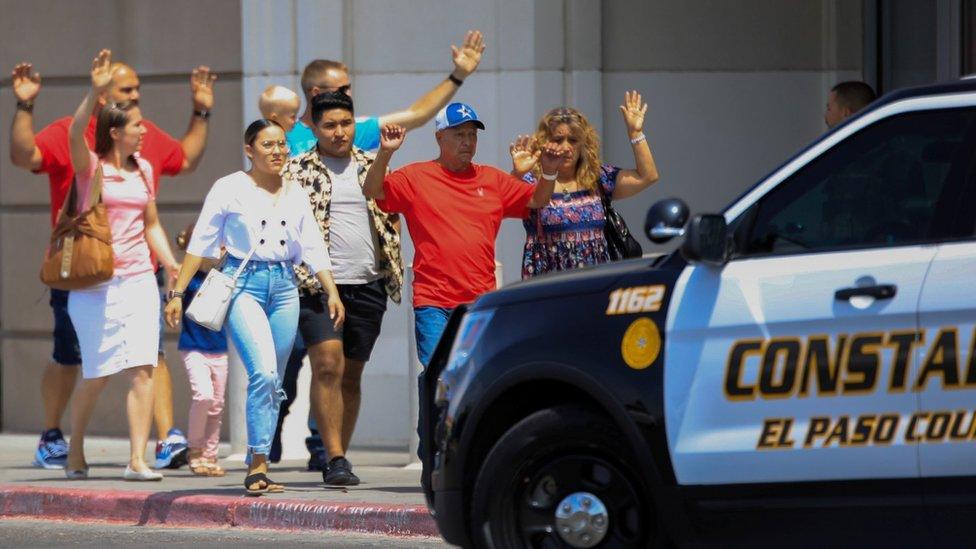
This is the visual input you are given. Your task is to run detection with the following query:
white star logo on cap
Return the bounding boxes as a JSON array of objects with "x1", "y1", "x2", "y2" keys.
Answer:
[{"x1": 456, "y1": 105, "x2": 473, "y2": 119}]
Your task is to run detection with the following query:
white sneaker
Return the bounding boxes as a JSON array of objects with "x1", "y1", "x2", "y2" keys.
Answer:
[{"x1": 123, "y1": 465, "x2": 163, "y2": 481}]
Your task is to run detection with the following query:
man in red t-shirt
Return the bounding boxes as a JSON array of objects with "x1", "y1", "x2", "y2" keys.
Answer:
[
  {"x1": 9, "y1": 60, "x2": 216, "y2": 470},
  {"x1": 364, "y1": 102, "x2": 560, "y2": 466},
  {"x1": 365, "y1": 102, "x2": 562, "y2": 366}
]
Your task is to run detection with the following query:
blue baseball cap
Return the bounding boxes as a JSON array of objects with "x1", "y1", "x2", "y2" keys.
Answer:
[{"x1": 434, "y1": 102, "x2": 486, "y2": 131}]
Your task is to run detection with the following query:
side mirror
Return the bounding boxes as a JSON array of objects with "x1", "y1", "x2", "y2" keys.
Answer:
[
  {"x1": 680, "y1": 214, "x2": 729, "y2": 266},
  {"x1": 644, "y1": 198, "x2": 690, "y2": 243}
]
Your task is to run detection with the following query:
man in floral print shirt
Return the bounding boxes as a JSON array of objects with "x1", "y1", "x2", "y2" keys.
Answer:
[{"x1": 280, "y1": 92, "x2": 403, "y2": 486}]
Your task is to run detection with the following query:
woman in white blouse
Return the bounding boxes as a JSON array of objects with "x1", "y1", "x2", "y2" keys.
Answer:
[{"x1": 164, "y1": 119, "x2": 344, "y2": 495}]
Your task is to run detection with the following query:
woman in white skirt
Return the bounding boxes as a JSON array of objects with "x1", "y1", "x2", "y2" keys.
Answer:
[{"x1": 64, "y1": 50, "x2": 180, "y2": 481}]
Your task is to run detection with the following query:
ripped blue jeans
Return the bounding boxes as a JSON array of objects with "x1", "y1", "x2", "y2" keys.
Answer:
[{"x1": 223, "y1": 257, "x2": 299, "y2": 460}]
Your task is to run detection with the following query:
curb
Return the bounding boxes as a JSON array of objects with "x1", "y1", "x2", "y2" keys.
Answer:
[{"x1": 0, "y1": 485, "x2": 439, "y2": 537}]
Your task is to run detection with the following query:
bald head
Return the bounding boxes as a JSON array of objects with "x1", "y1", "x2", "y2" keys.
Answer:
[
  {"x1": 259, "y1": 85, "x2": 301, "y2": 132},
  {"x1": 110, "y1": 62, "x2": 136, "y2": 78},
  {"x1": 103, "y1": 61, "x2": 141, "y2": 106}
]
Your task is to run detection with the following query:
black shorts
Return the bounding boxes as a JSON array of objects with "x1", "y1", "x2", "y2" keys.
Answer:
[{"x1": 298, "y1": 279, "x2": 388, "y2": 362}]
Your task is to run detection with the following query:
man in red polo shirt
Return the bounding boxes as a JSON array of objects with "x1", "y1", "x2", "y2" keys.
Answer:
[
  {"x1": 9, "y1": 60, "x2": 215, "y2": 470},
  {"x1": 364, "y1": 103, "x2": 562, "y2": 463}
]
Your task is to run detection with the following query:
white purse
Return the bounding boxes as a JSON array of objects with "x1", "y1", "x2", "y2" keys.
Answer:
[{"x1": 185, "y1": 247, "x2": 257, "y2": 332}]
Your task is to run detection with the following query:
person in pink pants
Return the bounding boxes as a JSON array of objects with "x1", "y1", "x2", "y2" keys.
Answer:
[{"x1": 175, "y1": 225, "x2": 228, "y2": 476}]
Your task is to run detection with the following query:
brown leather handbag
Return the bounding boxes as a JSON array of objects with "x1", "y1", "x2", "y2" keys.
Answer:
[{"x1": 40, "y1": 164, "x2": 114, "y2": 290}]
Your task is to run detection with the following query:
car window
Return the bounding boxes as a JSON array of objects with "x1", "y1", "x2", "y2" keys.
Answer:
[{"x1": 736, "y1": 108, "x2": 976, "y2": 257}]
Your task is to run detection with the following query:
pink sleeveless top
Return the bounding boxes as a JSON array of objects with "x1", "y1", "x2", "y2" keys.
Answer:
[{"x1": 75, "y1": 151, "x2": 156, "y2": 278}]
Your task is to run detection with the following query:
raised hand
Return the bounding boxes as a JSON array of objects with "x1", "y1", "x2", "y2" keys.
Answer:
[
  {"x1": 190, "y1": 65, "x2": 217, "y2": 111},
  {"x1": 380, "y1": 124, "x2": 406, "y2": 153},
  {"x1": 11, "y1": 63, "x2": 41, "y2": 103},
  {"x1": 509, "y1": 135, "x2": 541, "y2": 176},
  {"x1": 90, "y1": 49, "x2": 113, "y2": 95},
  {"x1": 619, "y1": 90, "x2": 648, "y2": 136},
  {"x1": 451, "y1": 30, "x2": 486, "y2": 79},
  {"x1": 538, "y1": 142, "x2": 566, "y2": 175}
]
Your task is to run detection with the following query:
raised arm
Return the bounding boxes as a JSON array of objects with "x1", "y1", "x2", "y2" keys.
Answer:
[
  {"x1": 524, "y1": 143, "x2": 565, "y2": 209},
  {"x1": 377, "y1": 31, "x2": 485, "y2": 130},
  {"x1": 70, "y1": 50, "x2": 113, "y2": 177},
  {"x1": 612, "y1": 90, "x2": 660, "y2": 200},
  {"x1": 176, "y1": 66, "x2": 217, "y2": 174},
  {"x1": 364, "y1": 124, "x2": 406, "y2": 200},
  {"x1": 9, "y1": 63, "x2": 44, "y2": 170},
  {"x1": 509, "y1": 134, "x2": 541, "y2": 179}
]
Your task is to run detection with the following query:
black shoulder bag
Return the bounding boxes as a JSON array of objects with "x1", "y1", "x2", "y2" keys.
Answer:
[{"x1": 596, "y1": 181, "x2": 643, "y2": 260}]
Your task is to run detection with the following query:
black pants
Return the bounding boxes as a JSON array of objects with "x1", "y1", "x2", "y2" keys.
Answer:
[{"x1": 275, "y1": 334, "x2": 323, "y2": 456}]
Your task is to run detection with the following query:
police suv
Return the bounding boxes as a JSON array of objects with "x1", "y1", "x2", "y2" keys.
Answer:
[{"x1": 420, "y1": 78, "x2": 976, "y2": 548}]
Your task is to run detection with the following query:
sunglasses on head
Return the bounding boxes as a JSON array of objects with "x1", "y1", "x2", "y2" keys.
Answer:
[{"x1": 547, "y1": 107, "x2": 582, "y2": 121}]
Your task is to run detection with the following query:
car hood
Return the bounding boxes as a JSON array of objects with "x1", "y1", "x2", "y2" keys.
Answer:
[{"x1": 473, "y1": 254, "x2": 671, "y2": 310}]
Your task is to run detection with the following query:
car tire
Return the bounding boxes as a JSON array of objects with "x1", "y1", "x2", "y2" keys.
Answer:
[{"x1": 469, "y1": 405, "x2": 654, "y2": 548}]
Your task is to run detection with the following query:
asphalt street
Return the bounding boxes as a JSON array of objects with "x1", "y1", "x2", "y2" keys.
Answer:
[{"x1": 0, "y1": 519, "x2": 452, "y2": 548}]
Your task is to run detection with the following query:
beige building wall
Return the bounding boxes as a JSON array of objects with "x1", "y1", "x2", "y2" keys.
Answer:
[
  {"x1": 0, "y1": 0, "x2": 243, "y2": 436},
  {"x1": 0, "y1": 0, "x2": 865, "y2": 445}
]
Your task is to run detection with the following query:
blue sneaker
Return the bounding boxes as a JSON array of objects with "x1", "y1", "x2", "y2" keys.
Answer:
[
  {"x1": 33, "y1": 428, "x2": 68, "y2": 470},
  {"x1": 154, "y1": 428, "x2": 189, "y2": 469}
]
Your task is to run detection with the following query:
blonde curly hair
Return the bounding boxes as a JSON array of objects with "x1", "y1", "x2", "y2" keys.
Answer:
[{"x1": 531, "y1": 107, "x2": 601, "y2": 190}]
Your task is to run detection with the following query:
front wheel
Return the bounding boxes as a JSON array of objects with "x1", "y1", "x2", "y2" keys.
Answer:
[{"x1": 470, "y1": 405, "x2": 654, "y2": 548}]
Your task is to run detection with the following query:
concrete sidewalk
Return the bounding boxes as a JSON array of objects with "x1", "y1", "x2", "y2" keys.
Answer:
[{"x1": 0, "y1": 434, "x2": 440, "y2": 538}]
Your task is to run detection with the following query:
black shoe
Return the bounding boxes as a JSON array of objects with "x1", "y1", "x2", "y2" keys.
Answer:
[
  {"x1": 307, "y1": 449, "x2": 326, "y2": 472},
  {"x1": 322, "y1": 456, "x2": 360, "y2": 486}
]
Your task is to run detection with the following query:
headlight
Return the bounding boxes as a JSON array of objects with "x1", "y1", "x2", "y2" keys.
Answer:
[{"x1": 444, "y1": 309, "x2": 495, "y2": 374}]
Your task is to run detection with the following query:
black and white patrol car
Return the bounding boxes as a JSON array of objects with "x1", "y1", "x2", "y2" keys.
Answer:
[{"x1": 420, "y1": 78, "x2": 976, "y2": 548}]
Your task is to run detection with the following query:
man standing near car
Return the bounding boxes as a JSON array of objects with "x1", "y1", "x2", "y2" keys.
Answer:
[
  {"x1": 364, "y1": 104, "x2": 563, "y2": 464},
  {"x1": 9, "y1": 59, "x2": 215, "y2": 470}
]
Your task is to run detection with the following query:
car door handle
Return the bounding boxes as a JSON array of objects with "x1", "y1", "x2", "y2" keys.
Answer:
[{"x1": 834, "y1": 284, "x2": 897, "y2": 301}]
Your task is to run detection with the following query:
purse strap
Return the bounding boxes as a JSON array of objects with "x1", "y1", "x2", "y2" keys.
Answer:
[
  {"x1": 227, "y1": 178, "x2": 280, "y2": 281},
  {"x1": 86, "y1": 163, "x2": 105, "y2": 209},
  {"x1": 59, "y1": 163, "x2": 105, "y2": 221},
  {"x1": 593, "y1": 175, "x2": 614, "y2": 214},
  {"x1": 228, "y1": 244, "x2": 259, "y2": 281}
]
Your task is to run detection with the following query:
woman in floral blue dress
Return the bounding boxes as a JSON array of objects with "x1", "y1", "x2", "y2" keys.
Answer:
[{"x1": 513, "y1": 91, "x2": 660, "y2": 279}]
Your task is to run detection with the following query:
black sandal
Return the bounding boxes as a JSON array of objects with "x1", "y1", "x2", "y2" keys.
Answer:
[{"x1": 244, "y1": 472, "x2": 285, "y2": 496}]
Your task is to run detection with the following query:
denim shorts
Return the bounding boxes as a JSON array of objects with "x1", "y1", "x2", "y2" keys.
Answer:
[{"x1": 50, "y1": 289, "x2": 82, "y2": 366}]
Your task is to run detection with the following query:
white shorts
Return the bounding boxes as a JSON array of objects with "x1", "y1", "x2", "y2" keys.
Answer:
[{"x1": 68, "y1": 271, "x2": 160, "y2": 379}]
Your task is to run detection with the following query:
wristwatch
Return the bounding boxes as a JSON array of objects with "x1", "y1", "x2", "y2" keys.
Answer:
[
  {"x1": 193, "y1": 109, "x2": 211, "y2": 120},
  {"x1": 166, "y1": 290, "x2": 185, "y2": 302}
]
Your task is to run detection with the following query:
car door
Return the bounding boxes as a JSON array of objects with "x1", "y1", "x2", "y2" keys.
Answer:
[
  {"x1": 665, "y1": 106, "x2": 976, "y2": 487},
  {"x1": 911, "y1": 112, "x2": 976, "y2": 545}
]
